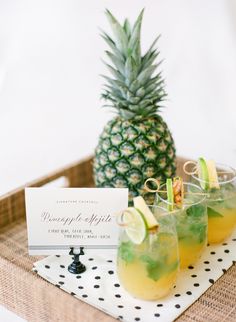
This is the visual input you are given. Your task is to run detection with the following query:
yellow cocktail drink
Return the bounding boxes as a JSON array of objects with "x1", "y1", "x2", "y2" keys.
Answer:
[
  {"x1": 117, "y1": 209, "x2": 179, "y2": 300},
  {"x1": 190, "y1": 161, "x2": 236, "y2": 244},
  {"x1": 208, "y1": 209, "x2": 236, "y2": 243},
  {"x1": 207, "y1": 194, "x2": 236, "y2": 244},
  {"x1": 157, "y1": 182, "x2": 207, "y2": 269},
  {"x1": 178, "y1": 239, "x2": 206, "y2": 268},
  {"x1": 174, "y1": 203, "x2": 207, "y2": 269}
]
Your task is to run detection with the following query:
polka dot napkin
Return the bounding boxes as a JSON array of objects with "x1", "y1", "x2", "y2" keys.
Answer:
[{"x1": 33, "y1": 229, "x2": 236, "y2": 322}]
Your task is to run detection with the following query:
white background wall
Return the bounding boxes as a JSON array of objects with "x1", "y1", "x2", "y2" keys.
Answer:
[
  {"x1": 0, "y1": 1, "x2": 236, "y2": 319},
  {"x1": 1, "y1": 0, "x2": 236, "y2": 196}
]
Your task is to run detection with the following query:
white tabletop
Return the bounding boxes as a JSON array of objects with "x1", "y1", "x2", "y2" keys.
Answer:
[{"x1": 1, "y1": 0, "x2": 236, "y2": 320}]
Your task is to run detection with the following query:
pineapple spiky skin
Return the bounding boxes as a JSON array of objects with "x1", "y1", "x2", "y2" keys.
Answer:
[
  {"x1": 94, "y1": 115, "x2": 176, "y2": 203},
  {"x1": 93, "y1": 9, "x2": 176, "y2": 203}
]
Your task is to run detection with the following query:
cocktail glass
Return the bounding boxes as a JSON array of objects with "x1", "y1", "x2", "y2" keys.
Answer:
[
  {"x1": 156, "y1": 182, "x2": 207, "y2": 268},
  {"x1": 117, "y1": 206, "x2": 179, "y2": 300},
  {"x1": 191, "y1": 163, "x2": 236, "y2": 244}
]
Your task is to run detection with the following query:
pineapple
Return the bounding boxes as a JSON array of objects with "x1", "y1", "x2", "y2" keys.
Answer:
[{"x1": 94, "y1": 9, "x2": 176, "y2": 204}]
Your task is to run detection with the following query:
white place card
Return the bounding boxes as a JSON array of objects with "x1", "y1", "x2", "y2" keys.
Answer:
[{"x1": 25, "y1": 188, "x2": 128, "y2": 255}]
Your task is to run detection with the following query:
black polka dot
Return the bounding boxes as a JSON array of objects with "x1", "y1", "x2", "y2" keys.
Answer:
[
  {"x1": 217, "y1": 258, "x2": 222, "y2": 262},
  {"x1": 58, "y1": 281, "x2": 64, "y2": 285},
  {"x1": 98, "y1": 297, "x2": 104, "y2": 301},
  {"x1": 175, "y1": 304, "x2": 181, "y2": 309},
  {"x1": 60, "y1": 265, "x2": 65, "y2": 268},
  {"x1": 76, "y1": 275, "x2": 81, "y2": 279},
  {"x1": 210, "y1": 251, "x2": 215, "y2": 255},
  {"x1": 222, "y1": 268, "x2": 227, "y2": 273},
  {"x1": 191, "y1": 275, "x2": 197, "y2": 278},
  {"x1": 59, "y1": 275, "x2": 65, "y2": 278},
  {"x1": 108, "y1": 270, "x2": 114, "y2": 275},
  {"x1": 56, "y1": 255, "x2": 60, "y2": 257},
  {"x1": 209, "y1": 279, "x2": 214, "y2": 284},
  {"x1": 186, "y1": 291, "x2": 192, "y2": 295},
  {"x1": 222, "y1": 243, "x2": 228, "y2": 245},
  {"x1": 204, "y1": 261, "x2": 210, "y2": 264},
  {"x1": 135, "y1": 318, "x2": 140, "y2": 321},
  {"x1": 78, "y1": 286, "x2": 84, "y2": 289},
  {"x1": 115, "y1": 294, "x2": 121, "y2": 298},
  {"x1": 194, "y1": 283, "x2": 199, "y2": 287},
  {"x1": 154, "y1": 313, "x2": 160, "y2": 317},
  {"x1": 95, "y1": 276, "x2": 101, "y2": 280},
  {"x1": 92, "y1": 266, "x2": 97, "y2": 270},
  {"x1": 188, "y1": 265, "x2": 194, "y2": 269},
  {"x1": 55, "y1": 284, "x2": 60, "y2": 288},
  {"x1": 118, "y1": 316, "x2": 123, "y2": 320},
  {"x1": 205, "y1": 268, "x2": 211, "y2": 272},
  {"x1": 232, "y1": 238, "x2": 236, "y2": 241},
  {"x1": 118, "y1": 305, "x2": 123, "y2": 308},
  {"x1": 107, "y1": 260, "x2": 113, "y2": 263},
  {"x1": 175, "y1": 294, "x2": 181, "y2": 297},
  {"x1": 82, "y1": 294, "x2": 88, "y2": 298},
  {"x1": 34, "y1": 270, "x2": 38, "y2": 273},
  {"x1": 71, "y1": 292, "x2": 76, "y2": 296},
  {"x1": 224, "y1": 249, "x2": 230, "y2": 253},
  {"x1": 45, "y1": 265, "x2": 50, "y2": 269},
  {"x1": 135, "y1": 306, "x2": 141, "y2": 310},
  {"x1": 233, "y1": 260, "x2": 236, "y2": 264},
  {"x1": 88, "y1": 258, "x2": 94, "y2": 261},
  {"x1": 114, "y1": 283, "x2": 120, "y2": 287},
  {"x1": 157, "y1": 304, "x2": 163, "y2": 307},
  {"x1": 207, "y1": 243, "x2": 210, "y2": 246},
  {"x1": 94, "y1": 285, "x2": 100, "y2": 289}
]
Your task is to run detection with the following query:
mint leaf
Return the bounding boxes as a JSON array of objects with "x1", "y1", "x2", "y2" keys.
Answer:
[
  {"x1": 140, "y1": 255, "x2": 164, "y2": 281},
  {"x1": 198, "y1": 224, "x2": 207, "y2": 243},
  {"x1": 118, "y1": 241, "x2": 134, "y2": 263},
  {"x1": 140, "y1": 255, "x2": 178, "y2": 281},
  {"x1": 189, "y1": 223, "x2": 207, "y2": 243},
  {"x1": 207, "y1": 207, "x2": 223, "y2": 218},
  {"x1": 186, "y1": 204, "x2": 206, "y2": 218}
]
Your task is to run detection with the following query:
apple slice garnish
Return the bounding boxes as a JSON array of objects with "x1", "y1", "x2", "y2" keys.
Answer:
[
  {"x1": 197, "y1": 157, "x2": 219, "y2": 190},
  {"x1": 133, "y1": 196, "x2": 159, "y2": 232},
  {"x1": 207, "y1": 160, "x2": 220, "y2": 189}
]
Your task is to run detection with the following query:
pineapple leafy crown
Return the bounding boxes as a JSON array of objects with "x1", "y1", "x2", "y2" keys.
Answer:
[{"x1": 101, "y1": 9, "x2": 167, "y2": 120}]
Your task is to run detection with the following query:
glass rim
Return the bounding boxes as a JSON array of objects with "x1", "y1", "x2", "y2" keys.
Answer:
[
  {"x1": 191, "y1": 162, "x2": 236, "y2": 185},
  {"x1": 157, "y1": 181, "x2": 206, "y2": 207},
  {"x1": 147, "y1": 204, "x2": 173, "y2": 214},
  {"x1": 147, "y1": 204, "x2": 181, "y2": 216}
]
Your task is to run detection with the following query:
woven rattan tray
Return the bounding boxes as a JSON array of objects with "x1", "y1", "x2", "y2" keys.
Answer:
[{"x1": 0, "y1": 156, "x2": 235, "y2": 322}]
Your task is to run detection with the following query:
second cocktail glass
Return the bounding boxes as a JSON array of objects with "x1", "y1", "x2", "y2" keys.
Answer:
[
  {"x1": 156, "y1": 182, "x2": 207, "y2": 268},
  {"x1": 191, "y1": 163, "x2": 236, "y2": 244}
]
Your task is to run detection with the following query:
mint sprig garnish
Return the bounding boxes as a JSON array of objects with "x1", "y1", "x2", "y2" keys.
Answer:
[
  {"x1": 186, "y1": 204, "x2": 205, "y2": 218},
  {"x1": 140, "y1": 255, "x2": 178, "y2": 281},
  {"x1": 118, "y1": 241, "x2": 135, "y2": 263}
]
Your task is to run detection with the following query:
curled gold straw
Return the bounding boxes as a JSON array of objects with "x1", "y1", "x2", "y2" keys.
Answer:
[
  {"x1": 115, "y1": 209, "x2": 135, "y2": 227},
  {"x1": 115, "y1": 211, "x2": 127, "y2": 227},
  {"x1": 144, "y1": 178, "x2": 160, "y2": 193},
  {"x1": 183, "y1": 161, "x2": 198, "y2": 175},
  {"x1": 144, "y1": 178, "x2": 207, "y2": 196}
]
